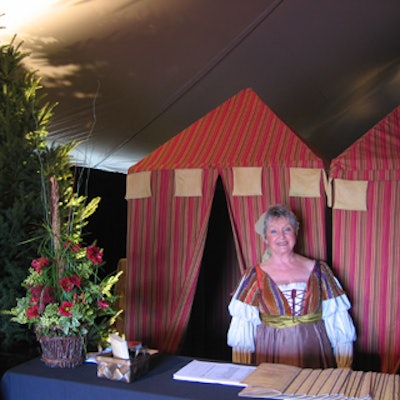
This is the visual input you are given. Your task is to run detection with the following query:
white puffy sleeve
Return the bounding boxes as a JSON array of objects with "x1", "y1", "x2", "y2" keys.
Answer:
[
  {"x1": 227, "y1": 277, "x2": 262, "y2": 353},
  {"x1": 322, "y1": 284, "x2": 357, "y2": 368}
]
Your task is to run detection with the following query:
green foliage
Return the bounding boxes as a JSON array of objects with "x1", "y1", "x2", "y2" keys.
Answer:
[
  {"x1": 0, "y1": 37, "x2": 121, "y2": 354},
  {"x1": 0, "y1": 38, "x2": 56, "y2": 353}
]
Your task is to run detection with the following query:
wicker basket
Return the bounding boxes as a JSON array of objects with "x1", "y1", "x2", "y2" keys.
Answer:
[
  {"x1": 38, "y1": 335, "x2": 85, "y2": 368},
  {"x1": 96, "y1": 353, "x2": 150, "y2": 383}
]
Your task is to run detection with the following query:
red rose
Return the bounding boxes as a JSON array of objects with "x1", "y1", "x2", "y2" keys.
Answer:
[
  {"x1": 31, "y1": 257, "x2": 50, "y2": 274},
  {"x1": 30, "y1": 285, "x2": 54, "y2": 306},
  {"x1": 59, "y1": 277, "x2": 74, "y2": 292},
  {"x1": 60, "y1": 275, "x2": 81, "y2": 292},
  {"x1": 97, "y1": 299, "x2": 109, "y2": 309},
  {"x1": 69, "y1": 275, "x2": 81, "y2": 288},
  {"x1": 26, "y1": 304, "x2": 40, "y2": 319},
  {"x1": 59, "y1": 301, "x2": 73, "y2": 317},
  {"x1": 86, "y1": 245, "x2": 103, "y2": 265},
  {"x1": 30, "y1": 285, "x2": 43, "y2": 302}
]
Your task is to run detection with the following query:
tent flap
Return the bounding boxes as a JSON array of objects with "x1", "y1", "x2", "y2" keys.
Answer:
[
  {"x1": 289, "y1": 168, "x2": 323, "y2": 198},
  {"x1": 232, "y1": 167, "x2": 263, "y2": 196}
]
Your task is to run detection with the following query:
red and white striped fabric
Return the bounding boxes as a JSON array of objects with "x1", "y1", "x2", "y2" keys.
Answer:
[
  {"x1": 330, "y1": 105, "x2": 400, "y2": 373},
  {"x1": 126, "y1": 88, "x2": 327, "y2": 354}
]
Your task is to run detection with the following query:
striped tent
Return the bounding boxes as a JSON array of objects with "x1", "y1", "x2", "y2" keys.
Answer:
[
  {"x1": 125, "y1": 88, "x2": 327, "y2": 357},
  {"x1": 329, "y1": 105, "x2": 400, "y2": 374}
]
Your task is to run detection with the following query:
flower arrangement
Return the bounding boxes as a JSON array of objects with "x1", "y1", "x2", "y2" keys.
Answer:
[{"x1": 9, "y1": 156, "x2": 122, "y2": 347}]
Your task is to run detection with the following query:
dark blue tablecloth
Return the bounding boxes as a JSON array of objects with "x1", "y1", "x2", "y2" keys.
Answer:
[{"x1": 1, "y1": 354, "x2": 248, "y2": 400}]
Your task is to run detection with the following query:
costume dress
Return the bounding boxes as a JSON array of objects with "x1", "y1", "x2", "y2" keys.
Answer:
[{"x1": 227, "y1": 261, "x2": 356, "y2": 368}]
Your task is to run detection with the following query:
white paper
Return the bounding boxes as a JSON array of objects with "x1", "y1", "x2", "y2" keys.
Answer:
[
  {"x1": 109, "y1": 333, "x2": 130, "y2": 359},
  {"x1": 173, "y1": 359, "x2": 256, "y2": 387}
]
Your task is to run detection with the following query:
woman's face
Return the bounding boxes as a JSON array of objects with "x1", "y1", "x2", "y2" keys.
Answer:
[{"x1": 264, "y1": 217, "x2": 297, "y2": 255}]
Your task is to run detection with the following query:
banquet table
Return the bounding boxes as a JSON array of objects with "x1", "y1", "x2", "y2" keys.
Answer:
[{"x1": 1, "y1": 354, "x2": 249, "y2": 400}]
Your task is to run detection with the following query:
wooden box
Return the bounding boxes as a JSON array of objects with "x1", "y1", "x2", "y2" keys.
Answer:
[{"x1": 96, "y1": 353, "x2": 150, "y2": 383}]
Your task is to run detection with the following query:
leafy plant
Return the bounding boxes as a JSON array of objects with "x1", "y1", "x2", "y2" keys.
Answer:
[{"x1": 1, "y1": 38, "x2": 121, "y2": 351}]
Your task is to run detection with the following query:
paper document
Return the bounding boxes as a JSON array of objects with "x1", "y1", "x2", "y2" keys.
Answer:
[
  {"x1": 173, "y1": 359, "x2": 256, "y2": 387},
  {"x1": 239, "y1": 363, "x2": 375, "y2": 399},
  {"x1": 241, "y1": 362, "x2": 301, "y2": 394}
]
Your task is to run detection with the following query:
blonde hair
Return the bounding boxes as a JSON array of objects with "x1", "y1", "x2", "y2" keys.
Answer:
[
  {"x1": 256, "y1": 204, "x2": 300, "y2": 261},
  {"x1": 263, "y1": 204, "x2": 299, "y2": 238}
]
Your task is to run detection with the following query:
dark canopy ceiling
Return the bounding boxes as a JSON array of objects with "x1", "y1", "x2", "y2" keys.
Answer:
[{"x1": 1, "y1": 0, "x2": 399, "y2": 173}]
